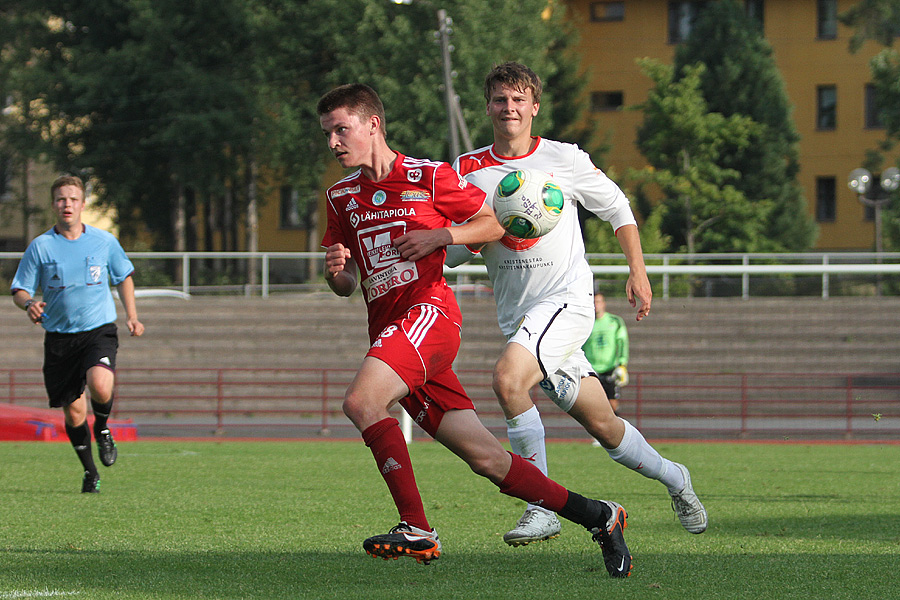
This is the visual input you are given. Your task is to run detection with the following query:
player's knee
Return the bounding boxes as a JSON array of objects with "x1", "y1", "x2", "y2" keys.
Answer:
[
  {"x1": 491, "y1": 368, "x2": 525, "y2": 404},
  {"x1": 465, "y1": 452, "x2": 507, "y2": 484},
  {"x1": 341, "y1": 393, "x2": 367, "y2": 423}
]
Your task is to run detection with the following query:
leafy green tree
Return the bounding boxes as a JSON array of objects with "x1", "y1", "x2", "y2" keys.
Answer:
[
  {"x1": 674, "y1": 0, "x2": 816, "y2": 252},
  {"x1": 840, "y1": 0, "x2": 900, "y2": 51},
  {"x1": 632, "y1": 59, "x2": 774, "y2": 254},
  {"x1": 0, "y1": 0, "x2": 590, "y2": 252}
]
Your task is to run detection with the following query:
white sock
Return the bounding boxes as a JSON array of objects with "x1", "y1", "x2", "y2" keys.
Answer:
[
  {"x1": 606, "y1": 418, "x2": 685, "y2": 491},
  {"x1": 506, "y1": 405, "x2": 551, "y2": 513}
]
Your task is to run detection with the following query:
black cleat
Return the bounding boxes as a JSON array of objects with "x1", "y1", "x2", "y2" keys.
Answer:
[
  {"x1": 363, "y1": 522, "x2": 441, "y2": 565},
  {"x1": 590, "y1": 501, "x2": 632, "y2": 578},
  {"x1": 81, "y1": 471, "x2": 100, "y2": 494},
  {"x1": 96, "y1": 429, "x2": 117, "y2": 467}
]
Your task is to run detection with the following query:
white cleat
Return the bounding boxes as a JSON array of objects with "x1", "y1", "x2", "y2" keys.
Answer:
[
  {"x1": 503, "y1": 508, "x2": 562, "y2": 546},
  {"x1": 669, "y1": 462, "x2": 708, "y2": 534}
]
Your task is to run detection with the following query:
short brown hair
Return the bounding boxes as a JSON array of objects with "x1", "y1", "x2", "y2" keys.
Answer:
[
  {"x1": 317, "y1": 83, "x2": 387, "y2": 135},
  {"x1": 483, "y1": 62, "x2": 543, "y2": 104},
  {"x1": 50, "y1": 175, "x2": 85, "y2": 201}
]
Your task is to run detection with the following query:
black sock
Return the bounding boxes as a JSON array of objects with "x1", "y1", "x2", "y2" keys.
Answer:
[
  {"x1": 66, "y1": 422, "x2": 97, "y2": 476},
  {"x1": 558, "y1": 491, "x2": 611, "y2": 530},
  {"x1": 91, "y1": 397, "x2": 113, "y2": 434}
]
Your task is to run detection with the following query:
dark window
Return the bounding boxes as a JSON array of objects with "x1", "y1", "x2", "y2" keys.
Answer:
[
  {"x1": 817, "y1": 85, "x2": 837, "y2": 130},
  {"x1": 591, "y1": 91, "x2": 624, "y2": 112},
  {"x1": 815, "y1": 177, "x2": 836, "y2": 222},
  {"x1": 865, "y1": 84, "x2": 884, "y2": 129},
  {"x1": 590, "y1": 2, "x2": 625, "y2": 22},
  {"x1": 280, "y1": 186, "x2": 302, "y2": 229},
  {"x1": 818, "y1": 0, "x2": 837, "y2": 39},
  {"x1": 668, "y1": 1, "x2": 708, "y2": 44}
]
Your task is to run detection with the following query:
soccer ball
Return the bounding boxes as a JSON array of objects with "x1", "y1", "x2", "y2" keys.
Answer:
[{"x1": 492, "y1": 169, "x2": 565, "y2": 239}]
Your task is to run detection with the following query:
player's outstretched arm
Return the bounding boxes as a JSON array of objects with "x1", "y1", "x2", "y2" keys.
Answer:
[
  {"x1": 445, "y1": 243, "x2": 480, "y2": 268},
  {"x1": 117, "y1": 275, "x2": 145, "y2": 336},
  {"x1": 324, "y1": 243, "x2": 358, "y2": 297},
  {"x1": 615, "y1": 224, "x2": 652, "y2": 321}
]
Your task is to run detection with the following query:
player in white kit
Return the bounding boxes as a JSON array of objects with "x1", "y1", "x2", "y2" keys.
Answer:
[{"x1": 449, "y1": 62, "x2": 707, "y2": 545}]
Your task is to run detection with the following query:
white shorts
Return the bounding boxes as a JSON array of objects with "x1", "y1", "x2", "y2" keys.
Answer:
[{"x1": 506, "y1": 298, "x2": 595, "y2": 412}]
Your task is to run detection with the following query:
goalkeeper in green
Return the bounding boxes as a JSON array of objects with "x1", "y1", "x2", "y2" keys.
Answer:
[{"x1": 582, "y1": 294, "x2": 629, "y2": 414}]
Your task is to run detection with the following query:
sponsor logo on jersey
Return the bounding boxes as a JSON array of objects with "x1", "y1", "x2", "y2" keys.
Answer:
[
  {"x1": 407, "y1": 168, "x2": 422, "y2": 183},
  {"x1": 499, "y1": 233, "x2": 540, "y2": 252},
  {"x1": 331, "y1": 185, "x2": 360, "y2": 199},
  {"x1": 372, "y1": 190, "x2": 387, "y2": 206},
  {"x1": 350, "y1": 212, "x2": 360, "y2": 228},
  {"x1": 361, "y1": 260, "x2": 419, "y2": 302},
  {"x1": 356, "y1": 207, "x2": 417, "y2": 225},
  {"x1": 362, "y1": 228, "x2": 402, "y2": 270},
  {"x1": 400, "y1": 190, "x2": 431, "y2": 201},
  {"x1": 345, "y1": 198, "x2": 359, "y2": 211}
]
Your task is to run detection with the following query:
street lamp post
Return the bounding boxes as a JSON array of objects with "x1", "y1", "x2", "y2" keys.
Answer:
[
  {"x1": 848, "y1": 166, "x2": 900, "y2": 254},
  {"x1": 848, "y1": 166, "x2": 899, "y2": 294}
]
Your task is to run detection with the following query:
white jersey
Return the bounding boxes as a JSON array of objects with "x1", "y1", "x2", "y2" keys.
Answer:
[{"x1": 453, "y1": 137, "x2": 636, "y2": 335}]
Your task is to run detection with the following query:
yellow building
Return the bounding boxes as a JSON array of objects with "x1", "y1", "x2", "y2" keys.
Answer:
[{"x1": 566, "y1": 0, "x2": 898, "y2": 250}]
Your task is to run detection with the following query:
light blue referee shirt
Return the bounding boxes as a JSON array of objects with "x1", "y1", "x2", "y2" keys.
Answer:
[{"x1": 10, "y1": 224, "x2": 135, "y2": 334}]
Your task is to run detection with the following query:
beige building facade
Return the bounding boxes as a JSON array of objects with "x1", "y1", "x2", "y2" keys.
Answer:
[{"x1": 567, "y1": 0, "x2": 897, "y2": 250}]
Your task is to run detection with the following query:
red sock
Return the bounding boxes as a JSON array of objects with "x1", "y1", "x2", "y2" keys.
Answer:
[
  {"x1": 362, "y1": 418, "x2": 430, "y2": 531},
  {"x1": 498, "y1": 451, "x2": 569, "y2": 512}
]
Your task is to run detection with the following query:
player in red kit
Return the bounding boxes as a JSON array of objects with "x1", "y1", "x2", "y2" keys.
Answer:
[{"x1": 317, "y1": 83, "x2": 635, "y2": 578}]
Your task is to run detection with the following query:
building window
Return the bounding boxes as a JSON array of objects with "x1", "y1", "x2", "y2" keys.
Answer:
[
  {"x1": 815, "y1": 177, "x2": 836, "y2": 222},
  {"x1": 817, "y1": 85, "x2": 837, "y2": 130},
  {"x1": 280, "y1": 186, "x2": 302, "y2": 229},
  {"x1": 591, "y1": 91, "x2": 624, "y2": 112},
  {"x1": 668, "y1": 1, "x2": 708, "y2": 44},
  {"x1": 865, "y1": 84, "x2": 884, "y2": 129},
  {"x1": 817, "y1": 0, "x2": 837, "y2": 39},
  {"x1": 590, "y1": 2, "x2": 625, "y2": 21}
]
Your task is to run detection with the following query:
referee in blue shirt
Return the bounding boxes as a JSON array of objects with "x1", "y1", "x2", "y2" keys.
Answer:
[{"x1": 11, "y1": 175, "x2": 144, "y2": 493}]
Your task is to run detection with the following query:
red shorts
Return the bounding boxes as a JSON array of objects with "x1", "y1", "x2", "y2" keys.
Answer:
[{"x1": 367, "y1": 304, "x2": 475, "y2": 436}]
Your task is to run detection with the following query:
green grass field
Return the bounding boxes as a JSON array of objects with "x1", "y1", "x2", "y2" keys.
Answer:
[{"x1": 1, "y1": 440, "x2": 898, "y2": 600}]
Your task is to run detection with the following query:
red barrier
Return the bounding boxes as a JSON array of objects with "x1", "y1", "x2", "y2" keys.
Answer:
[
  {"x1": 0, "y1": 402, "x2": 138, "y2": 442},
  {"x1": 2, "y1": 367, "x2": 898, "y2": 441}
]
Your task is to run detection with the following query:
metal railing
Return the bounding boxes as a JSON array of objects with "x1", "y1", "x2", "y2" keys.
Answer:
[
  {"x1": 4, "y1": 251, "x2": 900, "y2": 299},
  {"x1": 3, "y1": 367, "x2": 898, "y2": 441}
]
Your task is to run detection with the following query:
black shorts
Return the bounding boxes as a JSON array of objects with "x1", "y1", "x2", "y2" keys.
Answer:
[
  {"x1": 43, "y1": 323, "x2": 119, "y2": 408},
  {"x1": 598, "y1": 369, "x2": 621, "y2": 400}
]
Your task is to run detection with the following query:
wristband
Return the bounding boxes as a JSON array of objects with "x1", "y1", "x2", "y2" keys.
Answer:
[{"x1": 24, "y1": 299, "x2": 35, "y2": 310}]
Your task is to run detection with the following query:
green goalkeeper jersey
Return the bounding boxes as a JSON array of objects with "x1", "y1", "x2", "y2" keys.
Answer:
[{"x1": 582, "y1": 312, "x2": 629, "y2": 373}]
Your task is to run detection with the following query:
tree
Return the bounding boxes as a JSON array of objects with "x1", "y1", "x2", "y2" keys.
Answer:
[
  {"x1": 0, "y1": 0, "x2": 587, "y2": 253},
  {"x1": 632, "y1": 59, "x2": 774, "y2": 254},
  {"x1": 674, "y1": 0, "x2": 816, "y2": 252},
  {"x1": 840, "y1": 0, "x2": 900, "y2": 52}
]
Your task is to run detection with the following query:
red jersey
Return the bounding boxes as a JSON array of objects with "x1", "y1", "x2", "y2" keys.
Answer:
[{"x1": 322, "y1": 152, "x2": 487, "y2": 342}]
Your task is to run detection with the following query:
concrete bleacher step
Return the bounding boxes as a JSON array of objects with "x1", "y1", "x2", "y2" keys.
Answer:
[{"x1": 2, "y1": 293, "x2": 899, "y2": 375}]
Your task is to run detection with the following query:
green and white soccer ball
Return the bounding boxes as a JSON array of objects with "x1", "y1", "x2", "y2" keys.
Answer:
[{"x1": 492, "y1": 169, "x2": 565, "y2": 239}]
